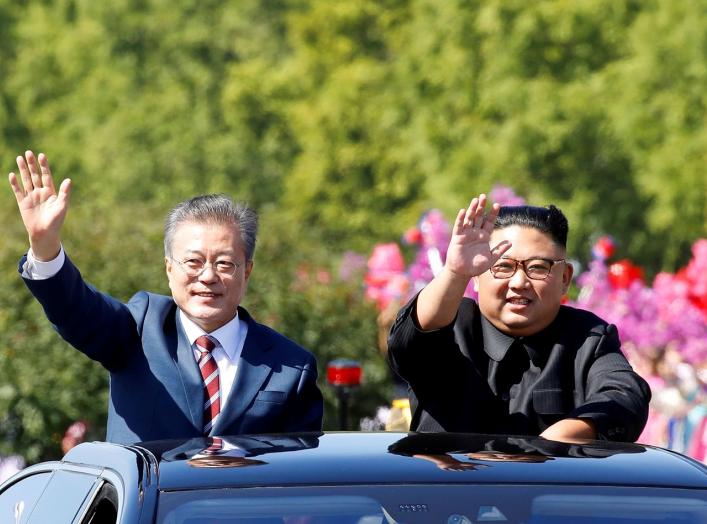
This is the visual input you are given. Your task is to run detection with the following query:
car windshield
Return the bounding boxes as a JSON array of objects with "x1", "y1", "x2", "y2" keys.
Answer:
[{"x1": 156, "y1": 484, "x2": 707, "y2": 524}]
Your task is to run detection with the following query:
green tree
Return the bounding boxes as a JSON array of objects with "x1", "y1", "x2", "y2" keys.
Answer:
[{"x1": 0, "y1": 0, "x2": 704, "y2": 461}]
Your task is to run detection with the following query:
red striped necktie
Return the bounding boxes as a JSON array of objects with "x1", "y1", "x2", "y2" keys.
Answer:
[{"x1": 195, "y1": 335, "x2": 220, "y2": 435}]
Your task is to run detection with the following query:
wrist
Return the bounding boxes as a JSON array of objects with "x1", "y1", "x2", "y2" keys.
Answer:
[
  {"x1": 443, "y1": 265, "x2": 475, "y2": 283},
  {"x1": 29, "y1": 237, "x2": 62, "y2": 262},
  {"x1": 439, "y1": 266, "x2": 473, "y2": 291}
]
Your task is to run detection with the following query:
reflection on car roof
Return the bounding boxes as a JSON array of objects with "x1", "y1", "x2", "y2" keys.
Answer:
[{"x1": 59, "y1": 432, "x2": 707, "y2": 492}]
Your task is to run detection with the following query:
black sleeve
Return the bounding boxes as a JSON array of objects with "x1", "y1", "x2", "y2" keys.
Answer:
[
  {"x1": 570, "y1": 323, "x2": 652, "y2": 442},
  {"x1": 386, "y1": 293, "x2": 459, "y2": 385}
]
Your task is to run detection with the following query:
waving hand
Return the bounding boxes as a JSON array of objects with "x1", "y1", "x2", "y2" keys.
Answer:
[
  {"x1": 8, "y1": 151, "x2": 71, "y2": 261},
  {"x1": 415, "y1": 193, "x2": 511, "y2": 330},
  {"x1": 445, "y1": 194, "x2": 510, "y2": 278}
]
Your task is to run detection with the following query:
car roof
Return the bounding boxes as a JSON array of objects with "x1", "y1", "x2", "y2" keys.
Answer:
[{"x1": 63, "y1": 432, "x2": 707, "y2": 492}]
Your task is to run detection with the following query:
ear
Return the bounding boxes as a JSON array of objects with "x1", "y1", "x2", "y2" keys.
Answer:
[
  {"x1": 561, "y1": 261, "x2": 574, "y2": 294},
  {"x1": 165, "y1": 257, "x2": 175, "y2": 289},
  {"x1": 473, "y1": 275, "x2": 480, "y2": 293},
  {"x1": 243, "y1": 260, "x2": 254, "y2": 282}
]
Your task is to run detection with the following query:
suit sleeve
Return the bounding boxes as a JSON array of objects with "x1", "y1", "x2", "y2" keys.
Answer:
[
  {"x1": 20, "y1": 253, "x2": 138, "y2": 370},
  {"x1": 285, "y1": 353, "x2": 324, "y2": 431},
  {"x1": 570, "y1": 324, "x2": 652, "y2": 442}
]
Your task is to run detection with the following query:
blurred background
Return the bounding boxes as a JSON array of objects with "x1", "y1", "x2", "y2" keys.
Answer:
[{"x1": 0, "y1": 0, "x2": 705, "y2": 471}]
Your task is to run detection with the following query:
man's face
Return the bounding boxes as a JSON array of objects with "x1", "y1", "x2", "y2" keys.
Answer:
[
  {"x1": 474, "y1": 225, "x2": 572, "y2": 337},
  {"x1": 165, "y1": 221, "x2": 253, "y2": 333}
]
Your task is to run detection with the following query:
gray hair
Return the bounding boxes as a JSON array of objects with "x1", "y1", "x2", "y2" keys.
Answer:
[{"x1": 164, "y1": 194, "x2": 258, "y2": 260}]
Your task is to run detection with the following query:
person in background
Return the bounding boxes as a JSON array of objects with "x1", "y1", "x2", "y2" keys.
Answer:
[
  {"x1": 9, "y1": 150, "x2": 323, "y2": 444},
  {"x1": 388, "y1": 194, "x2": 650, "y2": 441}
]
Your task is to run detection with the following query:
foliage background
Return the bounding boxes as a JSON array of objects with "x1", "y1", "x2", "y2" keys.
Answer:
[{"x1": 0, "y1": 0, "x2": 705, "y2": 461}]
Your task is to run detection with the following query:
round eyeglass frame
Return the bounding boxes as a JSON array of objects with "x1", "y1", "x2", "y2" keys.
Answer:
[{"x1": 169, "y1": 256, "x2": 242, "y2": 278}]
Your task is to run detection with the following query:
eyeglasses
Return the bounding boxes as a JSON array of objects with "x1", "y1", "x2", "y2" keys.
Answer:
[
  {"x1": 170, "y1": 257, "x2": 242, "y2": 278},
  {"x1": 490, "y1": 257, "x2": 566, "y2": 281}
]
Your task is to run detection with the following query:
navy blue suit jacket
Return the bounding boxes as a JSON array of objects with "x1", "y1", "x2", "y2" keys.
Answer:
[{"x1": 21, "y1": 254, "x2": 323, "y2": 444}]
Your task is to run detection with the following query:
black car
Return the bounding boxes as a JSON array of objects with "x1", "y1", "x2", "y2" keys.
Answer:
[{"x1": 1, "y1": 432, "x2": 706, "y2": 523}]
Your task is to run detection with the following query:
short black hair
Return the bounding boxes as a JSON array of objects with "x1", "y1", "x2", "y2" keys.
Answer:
[{"x1": 494, "y1": 205, "x2": 568, "y2": 248}]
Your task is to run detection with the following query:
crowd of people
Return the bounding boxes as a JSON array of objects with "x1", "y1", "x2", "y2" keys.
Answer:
[{"x1": 573, "y1": 238, "x2": 707, "y2": 461}]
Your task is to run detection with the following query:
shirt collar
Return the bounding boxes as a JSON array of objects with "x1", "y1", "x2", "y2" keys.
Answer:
[
  {"x1": 480, "y1": 312, "x2": 560, "y2": 366},
  {"x1": 480, "y1": 316, "x2": 516, "y2": 362},
  {"x1": 179, "y1": 310, "x2": 242, "y2": 361}
]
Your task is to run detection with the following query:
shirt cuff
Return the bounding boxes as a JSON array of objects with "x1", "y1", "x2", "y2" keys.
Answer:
[{"x1": 22, "y1": 246, "x2": 65, "y2": 280}]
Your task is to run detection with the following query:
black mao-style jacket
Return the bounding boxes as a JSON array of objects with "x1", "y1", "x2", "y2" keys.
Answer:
[{"x1": 388, "y1": 296, "x2": 651, "y2": 442}]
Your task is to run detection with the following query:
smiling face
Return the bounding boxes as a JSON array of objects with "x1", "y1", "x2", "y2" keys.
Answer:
[
  {"x1": 473, "y1": 225, "x2": 573, "y2": 337},
  {"x1": 165, "y1": 220, "x2": 253, "y2": 333}
]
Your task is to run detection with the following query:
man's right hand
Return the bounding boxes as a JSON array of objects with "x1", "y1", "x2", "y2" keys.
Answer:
[
  {"x1": 415, "y1": 193, "x2": 511, "y2": 331},
  {"x1": 8, "y1": 150, "x2": 71, "y2": 261},
  {"x1": 445, "y1": 194, "x2": 510, "y2": 279}
]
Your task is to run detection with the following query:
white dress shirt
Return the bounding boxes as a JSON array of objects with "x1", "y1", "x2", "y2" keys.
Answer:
[
  {"x1": 180, "y1": 310, "x2": 247, "y2": 409},
  {"x1": 21, "y1": 246, "x2": 66, "y2": 279}
]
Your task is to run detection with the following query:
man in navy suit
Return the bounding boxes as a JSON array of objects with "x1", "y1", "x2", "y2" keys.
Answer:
[{"x1": 9, "y1": 150, "x2": 323, "y2": 444}]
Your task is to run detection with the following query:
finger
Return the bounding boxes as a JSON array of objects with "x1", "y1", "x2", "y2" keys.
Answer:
[
  {"x1": 25, "y1": 150, "x2": 42, "y2": 189},
  {"x1": 8, "y1": 172, "x2": 26, "y2": 203},
  {"x1": 16, "y1": 155, "x2": 33, "y2": 192},
  {"x1": 38, "y1": 153, "x2": 56, "y2": 193},
  {"x1": 482, "y1": 202, "x2": 501, "y2": 232},
  {"x1": 57, "y1": 178, "x2": 72, "y2": 203},
  {"x1": 464, "y1": 197, "x2": 479, "y2": 227},
  {"x1": 490, "y1": 240, "x2": 512, "y2": 261},
  {"x1": 452, "y1": 208, "x2": 466, "y2": 235},
  {"x1": 472, "y1": 193, "x2": 487, "y2": 228}
]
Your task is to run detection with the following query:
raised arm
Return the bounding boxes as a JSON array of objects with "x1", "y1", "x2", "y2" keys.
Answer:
[
  {"x1": 415, "y1": 194, "x2": 510, "y2": 330},
  {"x1": 8, "y1": 150, "x2": 71, "y2": 261}
]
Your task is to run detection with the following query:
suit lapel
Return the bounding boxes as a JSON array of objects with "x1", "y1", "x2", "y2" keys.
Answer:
[
  {"x1": 173, "y1": 311, "x2": 206, "y2": 432},
  {"x1": 213, "y1": 308, "x2": 272, "y2": 434}
]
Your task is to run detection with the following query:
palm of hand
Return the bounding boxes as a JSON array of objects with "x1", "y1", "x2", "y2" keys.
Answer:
[
  {"x1": 19, "y1": 188, "x2": 65, "y2": 234},
  {"x1": 446, "y1": 229, "x2": 496, "y2": 277},
  {"x1": 444, "y1": 195, "x2": 510, "y2": 279},
  {"x1": 9, "y1": 152, "x2": 71, "y2": 252}
]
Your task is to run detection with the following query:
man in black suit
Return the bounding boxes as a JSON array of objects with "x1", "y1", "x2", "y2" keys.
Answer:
[{"x1": 388, "y1": 195, "x2": 650, "y2": 441}]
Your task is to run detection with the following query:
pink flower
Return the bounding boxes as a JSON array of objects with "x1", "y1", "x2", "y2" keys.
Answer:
[
  {"x1": 365, "y1": 244, "x2": 409, "y2": 311},
  {"x1": 489, "y1": 185, "x2": 527, "y2": 207},
  {"x1": 571, "y1": 239, "x2": 707, "y2": 367},
  {"x1": 367, "y1": 243, "x2": 405, "y2": 274},
  {"x1": 339, "y1": 251, "x2": 367, "y2": 282},
  {"x1": 419, "y1": 209, "x2": 451, "y2": 251}
]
